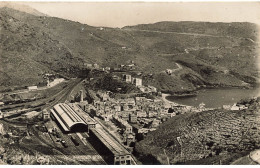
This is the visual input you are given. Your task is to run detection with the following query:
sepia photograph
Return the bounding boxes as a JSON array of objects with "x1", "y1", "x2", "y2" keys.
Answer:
[{"x1": 0, "y1": 0, "x2": 260, "y2": 165}]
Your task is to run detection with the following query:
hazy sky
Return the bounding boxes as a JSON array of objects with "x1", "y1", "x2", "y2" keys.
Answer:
[{"x1": 15, "y1": 2, "x2": 260, "y2": 28}]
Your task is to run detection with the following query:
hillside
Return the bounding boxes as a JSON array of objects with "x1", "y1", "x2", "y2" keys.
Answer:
[
  {"x1": 135, "y1": 98, "x2": 260, "y2": 164},
  {"x1": 124, "y1": 21, "x2": 258, "y2": 40},
  {"x1": 0, "y1": 7, "x2": 259, "y2": 93},
  {"x1": 0, "y1": 2, "x2": 46, "y2": 16}
]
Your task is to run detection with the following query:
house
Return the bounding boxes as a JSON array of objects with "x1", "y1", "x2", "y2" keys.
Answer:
[
  {"x1": 122, "y1": 105, "x2": 129, "y2": 111},
  {"x1": 135, "y1": 97, "x2": 146, "y2": 102},
  {"x1": 150, "y1": 119, "x2": 161, "y2": 128},
  {"x1": 166, "y1": 69, "x2": 173, "y2": 75},
  {"x1": 199, "y1": 102, "x2": 206, "y2": 109},
  {"x1": 231, "y1": 104, "x2": 240, "y2": 111},
  {"x1": 0, "y1": 110, "x2": 3, "y2": 119},
  {"x1": 127, "y1": 64, "x2": 135, "y2": 67},
  {"x1": 103, "y1": 113, "x2": 113, "y2": 121},
  {"x1": 125, "y1": 98, "x2": 136, "y2": 106},
  {"x1": 137, "y1": 110, "x2": 147, "y2": 118},
  {"x1": 123, "y1": 132, "x2": 135, "y2": 146},
  {"x1": 139, "y1": 86, "x2": 146, "y2": 93},
  {"x1": 105, "y1": 67, "x2": 111, "y2": 71},
  {"x1": 223, "y1": 105, "x2": 231, "y2": 110},
  {"x1": 238, "y1": 104, "x2": 248, "y2": 110},
  {"x1": 113, "y1": 115, "x2": 133, "y2": 134},
  {"x1": 126, "y1": 133, "x2": 135, "y2": 146},
  {"x1": 121, "y1": 112, "x2": 130, "y2": 121},
  {"x1": 42, "y1": 109, "x2": 50, "y2": 120},
  {"x1": 147, "y1": 111, "x2": 158, "y2": 118},
  {"x1": 101, "y1": 93, "x2": 110, "y2": 101},
  {"x1": 123, "y1": 74, "x2": 132, "y2": 83},
  {"x1": 104, "y1": 106, "x2": 111, "y2": 113},
  {"x1": 93, "y1": 63, "x2": 99, "y2": 69},
  {"x1": 114, "y1": 105, "x2": 121, "y2": 112},
  {"x1": 86, "y1": 63, "x2": 93, "y2": 69},
  {"x1": 167, "y1": 112, "x2": 176, "y2": 118},
  {"x1": 125, "y1": 124, "x2": 133, "y2": 134},
  {"x1": 112, "y1": 75, "x2": 120, "y2": 80},
  {"x1": 113, "y1": 67, "x2": 120, "y2": 71},
  {"x1": 120, "y1": 65, "x2": 125, "y2": 70},
  {"x1": 138, "y1": 128, "x2": 149, "y2": 134},
  {"x1": 129, "y1": 113, "x2": 137, "y2": 123},
  {"x1": 148, "y1": 85, "x2": 157, "y2": 93},
  {"x1": 133, "y1": 78, "x2": 142, "y2": 87}
]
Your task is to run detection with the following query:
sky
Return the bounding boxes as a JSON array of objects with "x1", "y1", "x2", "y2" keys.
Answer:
[{"x1": 13, "y1": 1, "x2": 260, "y2": 28}]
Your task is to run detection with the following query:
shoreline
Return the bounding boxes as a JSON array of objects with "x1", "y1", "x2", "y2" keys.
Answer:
[
  {"x1": 163, "y1": 83, "x2": 257, "y2": 97},
  {"x1": 161, "y1": 93, "x2": 183, "y2": 106}
]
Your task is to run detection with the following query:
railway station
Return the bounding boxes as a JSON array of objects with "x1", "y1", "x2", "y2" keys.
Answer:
[
  {"x1": 50, "y1": 103, "x2": 136, "y2": 165},
  {"x1": 50, "y1": 103, "x2": 90, "y2": 132},
  {"x1": 89, "y1": 127, "x2": 135, "y2": 165}
]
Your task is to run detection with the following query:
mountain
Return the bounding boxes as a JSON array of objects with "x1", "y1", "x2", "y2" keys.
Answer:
[
  {"x1": 135, "y1": 98, "x2": 260, "y2": 164},
  {"x1": 0, "y1": 2, "x2": 46, "y2": 16},
  {"x1": 0, "y1": 7, "x2": 259, "y2": 93}
]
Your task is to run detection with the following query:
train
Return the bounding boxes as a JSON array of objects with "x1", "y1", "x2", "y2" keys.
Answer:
[
  {"x1": 70, "y1": 134, "x2": 80, "y2": 146},
  {"x1": 61, "y1": 140, "x2": 68, "y2": 148}
]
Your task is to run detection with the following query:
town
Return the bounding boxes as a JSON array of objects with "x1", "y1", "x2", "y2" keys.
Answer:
[{"x1": 0, "y1": 62, "x2": 253, "y2": 165}]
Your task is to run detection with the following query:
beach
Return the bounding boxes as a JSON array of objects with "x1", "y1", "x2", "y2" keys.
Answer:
[{"x1": 161, "y1": 93, "x2": 180, "y2": 106}]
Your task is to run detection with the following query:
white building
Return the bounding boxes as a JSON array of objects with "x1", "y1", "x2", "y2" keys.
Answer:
[
  {"x1": 22, "y1": 111, "x2": 39, "y2": 119},
  {"x1": 124, "y1": 74, "x2": 132, "y2": 83},
  {"x1": 48, "y1": 78, "x2": 65, "y2": 87},
  {"x1": 134, "y1": 78, "x2": 142, "y2": 86},
  {"x1": 93, "y1": 63, "x2": 99, "y2": 69},
  {"x1": 86, "y1": 63, "x2": 93, "y2": 69},
  {"x1": 0, "y1": 110, "x2": 3, "y2": 119},
  {"x1": 28, "y1": 86, "x2": 38, "y2": 91},
  {"x1": 231, "y1": 104, "x2": 240, "y2": 111},
  {"x1": 166, "y1": 69, "x2": 173, "y2": 75}
]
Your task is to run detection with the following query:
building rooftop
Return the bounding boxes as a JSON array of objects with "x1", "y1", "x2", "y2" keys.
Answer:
[
  {"x1": 51, "y1": 103, "x2": 88, "y2": 131},
  {"x1": 22, "y1": 111, "x2": 39, "y2": 117},
  {"x1": 91, "y1": 127, "x2": 130, "y2": 156}
]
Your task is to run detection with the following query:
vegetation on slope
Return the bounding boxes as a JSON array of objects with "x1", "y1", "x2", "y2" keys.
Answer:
[
  {"x1": 135, "y1": 98, "x2": 260, "y2": 164},
  {"x1": 0, "y1": 7, "x2": 259, "y2": 94}
]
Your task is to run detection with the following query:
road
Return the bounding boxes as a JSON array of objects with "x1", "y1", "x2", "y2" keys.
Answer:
[
  {"x1": 124, "y1": 28, "x2": 258, "y2": 42},
  {"x1": 249, "y1": 149, "x2": 260, "y2": 164},
  {"x1": 1, "y1": 79, "x2": 66, "y2": 95},
  {"x1": 172, "y1": 63, "x2": 182, "y2": 72},
  {"x1": 161, "y1": 62, "x2": 183, "y2": 75}
]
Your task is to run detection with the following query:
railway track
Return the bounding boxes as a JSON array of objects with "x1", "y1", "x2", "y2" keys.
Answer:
[
  {"x1": 1, "y1": 78, "x2": 83, "y2": 119},
  {"x1": 45, "y1": 118, "x2": 106, "y2": 164}
]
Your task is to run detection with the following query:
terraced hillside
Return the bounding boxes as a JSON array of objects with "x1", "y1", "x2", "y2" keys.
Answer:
[
  {"x1": 135, "y1": 98, "x2": 260, "y2": 164},
  {"x1": 0, "y1": 6, "x2": 259, "y2": 93}
]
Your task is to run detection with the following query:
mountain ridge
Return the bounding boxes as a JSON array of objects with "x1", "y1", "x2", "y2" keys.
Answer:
[
  {"x1": 0, "y1": 2, "x2": 46, "y2": 16},
  {"x1": 0, "y1": 7, "x2": 259, "y2": 93}
]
